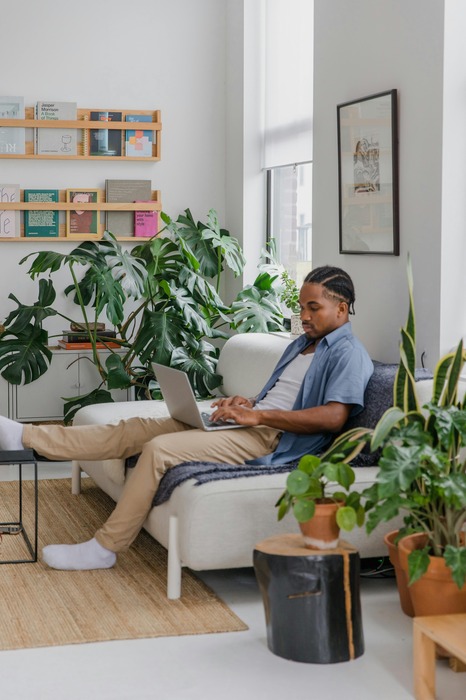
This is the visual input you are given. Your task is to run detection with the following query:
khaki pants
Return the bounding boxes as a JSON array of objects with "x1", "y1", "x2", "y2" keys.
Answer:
[{"x1": 22, "y1": 418, "x2": 281, "y2": 552}]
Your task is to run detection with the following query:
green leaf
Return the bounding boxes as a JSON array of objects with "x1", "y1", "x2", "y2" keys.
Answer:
[
  {"x1": 297, "y1": 454, "x2": 321, "y2": 474},
  {"x1": 336, "y1": 506, "x2": 357, "y2": 531},
  {"x1": 230, "y1": 286, "x2": 284, "y2": 333},
  {"x1": 407, "y1": 547, "x2": 430, "y2": 585},
  {"x1": 444, "y1": 546, "x2": 466, "y2": 589},
  {"x1": 4, "y1": 279, "x2": 57, "y2": 334},
  {"x1": 377, "y1": 444, "x2": 423, "y2": 497},
  {"x1": 286, "y1": 470, "x2": 312, "y2": 496},
  {"x1": 105, "y1": 353, "x2": 133, "y2": 390},
  {"x1": 62, "y1": 388, "x2": 114, "y2": 425},
  {"x1": 293, "y1": 499, "x2": 316, "y2": 523},
  {"x1": 275, "y1": 492, "x2": 291, "y2": 521},
  {"x1": 365, "y1": 495, "x2": 404, "y2": 533},
  {"x1": 0, "y1": 327, "x2": 52, "y2": 384}
]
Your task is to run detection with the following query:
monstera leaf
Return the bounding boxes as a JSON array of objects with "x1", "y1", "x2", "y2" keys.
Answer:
[
  {"x1": 230, "y1": 282, "x2": 284, "y2": 333},
  {"x1": 168, "y1": 341, "x2": 221, "y2": 397},
  {"x1": 4, "y1": 278, "x2": 57, "y2": 333},
  {"x1": 0, "y1": 326, "x2": 52, "y2": 384},
  {"x1": 131, "y1": 308, "x2": 189, "y2": 365},
  {"x1": 63, "y1": 388, "x2": 114, "y2": 425}
]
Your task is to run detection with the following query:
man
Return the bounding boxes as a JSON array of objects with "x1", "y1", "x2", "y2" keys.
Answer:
[{"x1": 0, "y1": 265, "x2": 373, "y2": 570}]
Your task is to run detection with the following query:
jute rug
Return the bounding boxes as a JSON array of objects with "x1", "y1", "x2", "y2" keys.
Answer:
[{"x1": 0, "y1": 478, "x2": 247, "y2": 650}]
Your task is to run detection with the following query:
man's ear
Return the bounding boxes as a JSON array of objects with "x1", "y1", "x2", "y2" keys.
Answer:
[{"x1": 338, "y1": 301, "x2": 348, "y2": 316}]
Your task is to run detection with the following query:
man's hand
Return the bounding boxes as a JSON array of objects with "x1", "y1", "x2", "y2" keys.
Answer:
[
  {"x1": 209, "y1": 403, "x2": 261, "y2": 427},
  {"x1": 211, "y1": 395, "x2": 255, "y2": 410}
]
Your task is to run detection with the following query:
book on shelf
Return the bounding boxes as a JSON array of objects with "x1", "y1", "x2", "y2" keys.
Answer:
[
  {"x1": 61, "y1": 329, "x2": 117, "y2": 343},
  {"x1": 57, "y1": 339, "x2": 120, "y2": 351},
  {"x1": 0, "y1": 184, "x2": 20, "y2": 237},
  {"x1": 24, "y1": 189, "x2": 59, "y2": 237},
  {"x1": 125, "y1": 114, "x2": 154, "y2": 157},
  {"x1": 135, "y1": 202, "x2": 158, "y2": 238},
  {"x1": 89, "y1": 111, "x2": 122, "y2": 156},
  {"x1": 66, "y1": 189, "x2": 101, "y2": 237},
  {"x1": 105, "y1": 179, "x2": 151, "y2": 237},
  {"x1": 35, "y1": 101, "x2": 78, "y2": 156},
  {"x1": 0, "y1": 96, "x2": 25, "y2": 155},
  {"x1": 70, "y1": 321, "x2": 105, "y2": 332}
]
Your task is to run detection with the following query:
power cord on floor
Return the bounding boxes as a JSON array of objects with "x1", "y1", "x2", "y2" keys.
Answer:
[{"x1": 360, "y1": 556, "x2": 396, "y2": 578}]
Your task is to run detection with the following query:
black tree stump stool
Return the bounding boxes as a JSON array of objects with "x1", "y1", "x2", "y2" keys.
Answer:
[
  {"x1": 0, "y1": 450, "x2": 38, "y2": 564},
  {"x1": 253, "y1": 533, "x2": 364, "y2": 664}
]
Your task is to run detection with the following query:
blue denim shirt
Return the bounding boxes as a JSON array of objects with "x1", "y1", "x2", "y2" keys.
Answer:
[{"x1": 247, "y1": 322, "x2": 373, "y2": 466}]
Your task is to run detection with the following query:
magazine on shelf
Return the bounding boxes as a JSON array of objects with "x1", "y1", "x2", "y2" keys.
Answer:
[
  {"x1": 0, "y1": 96, "x2": 25, "y2": 155},
  {"x1": 0, "y1": 184, "x2": 20, "y2": 237},
  {"x1": 105, "y1": 179, "x2": 151, "y2": 237},
  {"x1": 66, "y1": 188, "x2": 101, "y2": 237},
  {"x1": 134, "y1": 202, "x2": 158, "y2": 237},
  {"x1": 24, "y1": 189, "x2": 59, "y2": 237},
  {"x1": 35, "y1": 101, "x2": 78, "y2": 156},
  {"x1": 89, "y1": 111, "x2": 122, "y2": 156},
  {"x1": 125, "y1": 114, "x2": 154, "y2": 157}
]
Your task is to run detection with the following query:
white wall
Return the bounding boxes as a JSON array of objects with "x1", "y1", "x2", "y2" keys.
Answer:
[
  {"x1": 313, "y1": 0, "x2": 452, "y2": 366},
  {"x1": 0, "y1": 0, "x2": 230, "y2": 333}
]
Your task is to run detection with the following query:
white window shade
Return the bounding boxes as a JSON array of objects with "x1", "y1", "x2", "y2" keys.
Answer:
[{"x1": 263, "y1": 0, "x2": 314, "y2": 169}]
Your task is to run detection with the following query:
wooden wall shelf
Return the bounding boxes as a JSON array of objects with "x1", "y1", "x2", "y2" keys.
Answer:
[
  {"x1": 0, "y1": 107, "x2": 162, "y2": 161},
  {"x1": 0, "y1": 189, "x2": 161, "y2": 242}
]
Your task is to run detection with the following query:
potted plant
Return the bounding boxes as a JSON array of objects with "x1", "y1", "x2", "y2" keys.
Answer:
[
  {"x1": 276, "y1": 430, "x2": 369, "y2": 549},
  {"x1": 0, "y1": 208, "x2": 285, "y2": 423},
  {"x1": 359, "y1": 259, "x2": 466, "y2": 616},
  {"x1": 258, "y1": 239, "x2": 302, "y2": 334}
]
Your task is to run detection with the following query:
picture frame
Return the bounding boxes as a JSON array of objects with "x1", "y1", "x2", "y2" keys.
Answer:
[
  {"x1": 337, "y1": 89, "x2": 399, "y2": 255},
  {"x1": 66, "y1": 188, "x2": 101, "y2": 238}
]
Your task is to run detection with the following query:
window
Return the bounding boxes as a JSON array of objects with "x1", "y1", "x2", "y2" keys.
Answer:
[
  {"x1": 266, "y1": 162, "x2": 312, "y2": 286},
  {"x1": 262, "y1": 0, "x2": 313, "y2": 283}
]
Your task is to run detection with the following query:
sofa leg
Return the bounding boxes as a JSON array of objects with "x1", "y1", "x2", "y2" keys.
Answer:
[
  {"x1": 71, "y1": 461, "x2": 82, "y2": 495},
  {"x1": 167, "y1": 515, "x2": 182, "y2": 599}
]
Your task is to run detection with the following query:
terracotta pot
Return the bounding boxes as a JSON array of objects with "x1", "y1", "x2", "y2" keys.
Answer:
[
  {"x1": 398, "y1": 532, "x2": 466, "y2": 616},
  {"x1": 383, "y1": 530, "x2": 415, "y2": 617},
  {"x1": 299, "y1": 501, "x2": 341, "y2": 550}
]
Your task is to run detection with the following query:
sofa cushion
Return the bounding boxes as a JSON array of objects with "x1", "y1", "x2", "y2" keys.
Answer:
[{"x1": 343, "y1": 361, "x2": 433, "y2": 466}]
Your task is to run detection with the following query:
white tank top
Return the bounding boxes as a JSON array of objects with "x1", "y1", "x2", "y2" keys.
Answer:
[{"x1": 254, "y1": 353, "x2": 314, "y2": 412}]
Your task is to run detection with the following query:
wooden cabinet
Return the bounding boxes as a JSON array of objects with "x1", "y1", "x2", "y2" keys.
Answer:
[{"x1": 11, "y1": 349, "x2": 132, "y2": 422}]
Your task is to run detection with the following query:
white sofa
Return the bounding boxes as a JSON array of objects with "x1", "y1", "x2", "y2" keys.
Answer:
[{"x1": 71, "y1": 332, "x2": 408, "y2": 598}]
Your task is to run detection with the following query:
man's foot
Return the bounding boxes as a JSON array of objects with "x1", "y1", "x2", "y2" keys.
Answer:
[
  {"x1": 42, "y1": 537, "x2": 117, "y2": 570},
  {"x1": 0, "y1": 416, "x2": 24, "y2": 451}
]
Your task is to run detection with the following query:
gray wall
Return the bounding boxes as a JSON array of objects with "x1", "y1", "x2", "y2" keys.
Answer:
[{"x1": 313, "y1": 0, "x2": 466, "y2": 366}]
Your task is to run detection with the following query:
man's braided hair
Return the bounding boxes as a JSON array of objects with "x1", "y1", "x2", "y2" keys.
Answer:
[{"x1": 304, "y1": 266, "x2": 356, "y2": 315}]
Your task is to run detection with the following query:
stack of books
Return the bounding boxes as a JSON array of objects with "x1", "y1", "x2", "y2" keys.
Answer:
[{"x1": 58, "y1": 326, "x2": 119, "y2": 350}]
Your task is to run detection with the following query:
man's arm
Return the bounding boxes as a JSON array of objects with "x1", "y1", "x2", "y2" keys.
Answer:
[{"x1": 209, "y1": 401, "x2": 352, "y2": 434}]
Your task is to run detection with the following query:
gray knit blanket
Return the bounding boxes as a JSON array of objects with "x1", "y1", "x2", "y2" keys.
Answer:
[{"x1": 151, "y1": 461, "x2": 296, "y2": 506}]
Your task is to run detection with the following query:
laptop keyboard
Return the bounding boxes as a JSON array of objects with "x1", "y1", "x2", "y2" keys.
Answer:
[{"x1": 200, "y1": 411, "x2": 235, "y2": 428}]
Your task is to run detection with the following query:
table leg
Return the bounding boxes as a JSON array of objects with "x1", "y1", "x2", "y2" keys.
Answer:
[{"x1": 413, "y1": 622, "x2": 436, "y2": 700}]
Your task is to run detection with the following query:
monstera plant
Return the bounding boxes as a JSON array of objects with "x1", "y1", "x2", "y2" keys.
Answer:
[{"x1": 0, "y1": 208, "x2": 285, "y2": 422}]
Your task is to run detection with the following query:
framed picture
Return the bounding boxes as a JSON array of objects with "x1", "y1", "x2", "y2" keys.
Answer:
[
  {"x1": 337, "y1": 89, "x2": 399, "y2": 255},
  {"x1": 66, "y1": 189, "x2": 101, "y2": 238}
]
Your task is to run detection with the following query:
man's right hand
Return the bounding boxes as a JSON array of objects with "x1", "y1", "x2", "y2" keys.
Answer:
[{"x1": 211, "y1": 396, "x2": 255, "y2": 409}]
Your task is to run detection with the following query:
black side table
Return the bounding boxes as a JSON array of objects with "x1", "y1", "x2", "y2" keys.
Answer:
[
  {"x1": 0, "y1": 449, "x2": 38, "y2": 564},
  {"x1": 254, "y1": 533, "x2": 364, "y2": 664}
]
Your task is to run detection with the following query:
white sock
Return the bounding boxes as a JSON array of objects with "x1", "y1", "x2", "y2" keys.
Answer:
[
  {"x1": 0, "y1": 416, "x2": 24, "y2": 451},
  {"x1": 42, "y1": 537, "x2": 117, "y2": 571}
]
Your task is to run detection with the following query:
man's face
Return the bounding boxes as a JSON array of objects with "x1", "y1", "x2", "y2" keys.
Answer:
[{"x1": 299, "y1": 283, "x2": 348, "y2": 340}]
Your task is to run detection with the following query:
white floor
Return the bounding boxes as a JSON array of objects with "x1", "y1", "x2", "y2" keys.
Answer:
[{"x1": 0, "y1": 463, "x2": 464, "y2": 700}]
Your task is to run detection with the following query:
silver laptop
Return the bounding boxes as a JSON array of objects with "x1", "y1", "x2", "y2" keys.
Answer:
[{"x1": 152, "y1": 362, "x2": 245, "y2": 431}]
